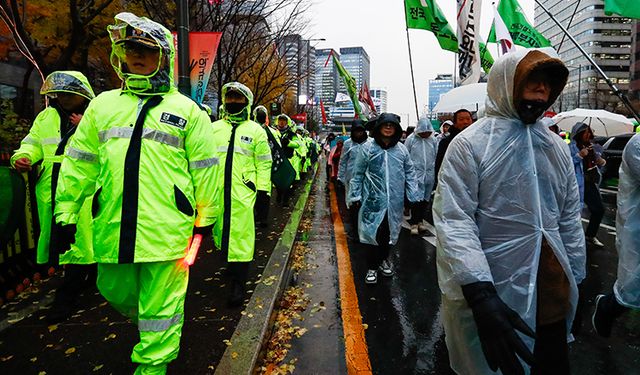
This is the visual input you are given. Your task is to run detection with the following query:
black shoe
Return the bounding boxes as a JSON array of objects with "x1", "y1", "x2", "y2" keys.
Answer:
[
  {"x1": 46, "y1": 304, "x2": 73, "y2": 324},
  {"x1": 227, "y1": 281, "x2": 245, "y2": 308},
  {"x1": 592, "y1": 293, "x2": 627, "y2": 337}
]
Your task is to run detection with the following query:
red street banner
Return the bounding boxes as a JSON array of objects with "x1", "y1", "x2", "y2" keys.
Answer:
[
  {"x1": 320, "y1": 100, "x2": 328, "y2": 125},
  {"x1": 172, "y1": 31, "x2": 223, "y2": 103},
  {"x1": 291, "y1": 113, "x2": 307, "y2": 123}
]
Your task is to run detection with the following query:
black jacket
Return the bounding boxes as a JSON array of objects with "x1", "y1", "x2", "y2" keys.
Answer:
[{"x1": 435, "y1": 125, "x2": 463, "y2": 179}]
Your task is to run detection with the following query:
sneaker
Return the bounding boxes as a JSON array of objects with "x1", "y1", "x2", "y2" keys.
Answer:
[
  {"x1": 418, "y1": 222, "x2": 429, "y2": 232},
  {"x1": 592, "y1": 293, "x2": 627, "y2": 337},
  {"x1": 410, "y1": 224, "x2": 419, "y2": 235},
  {"x1": 365, "y1": 269, "x2": 378, "y2": 284},
  {"x1": 379, "y1": 259, "x2": 394, "y2": 277},
  {"x1": 586, "y1": 236, "x2": 605, "y2": 248}
]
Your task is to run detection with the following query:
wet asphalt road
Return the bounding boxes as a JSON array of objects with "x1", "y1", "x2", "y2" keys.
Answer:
[{"x1": 329, "y1": 183, "x2": 640, "y2": 374}]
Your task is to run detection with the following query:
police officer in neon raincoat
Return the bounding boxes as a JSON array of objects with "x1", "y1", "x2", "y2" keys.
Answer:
[
  {"x1": 434, "y1": 49, "x2": 585, "y2": 375},
  {"x1": 54, "y1": 13, "x2": 219, "y2": 374},
  {"x1": 404, "y1": 117, "x2": 438, "y2": 235},
  {"x1": 276, "y1": 114, "x2": 301, "y2": 206},
  {"x1": 592, "y1": 133, "x2": 640, "y2": 336},
  {"x1": 252, "y1": 105, "x2": 278, "y2": 227},
  {"x1": 11, "y1": 71, "x2": 96, "y2": 323},
  {"x1": 212, "y1": 82, "x2": 272, "y2": 306}
]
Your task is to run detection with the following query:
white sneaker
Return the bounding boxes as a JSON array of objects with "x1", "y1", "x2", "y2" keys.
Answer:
[
  {"x1": 365, "y1": 269, "x2": 378, "y2": 284},
  {"x1": 418, "y1": 222, "x2": 429, "y2": 232},
  {"x1": 410, "y1": 224, "x2": 419, "y2": 235},
  {"x1": 586, "y1": 236, "x2": 605, "y2": 248},
  {"x1": 379, "y1": 259, "x2": 394, "y2": 277}
]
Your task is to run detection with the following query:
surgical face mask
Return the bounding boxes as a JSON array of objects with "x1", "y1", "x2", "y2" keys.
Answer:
[
  {"x1": 517, "y1": 99, "x2": 548, "y2": 125},
  {"x1": 225, "y1": 102, "x2": 245, "y2": 115}
]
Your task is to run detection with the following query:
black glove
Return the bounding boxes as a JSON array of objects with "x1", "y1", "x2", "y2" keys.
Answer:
[
  {"x1": 193, "y1": 224, "x2": 214, "y2": 236},
  {"x1": 461, "y1": 282, "x2": 535, "y2": 375},
  {"x1": 255, "y1": 190, "x2": 270, "y2": 211},
  {"x1": 281, "y1": 138, "x2": 290, "y2": 148},
  {"x1": 351, "y1": 200, "x2": 361, "y2": 210},
  {"x1": 55, "y1": 224, "x2": 77, "y2": 255}
]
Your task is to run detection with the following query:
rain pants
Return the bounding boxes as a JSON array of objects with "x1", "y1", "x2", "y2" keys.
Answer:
[
  {"x1": 404, "y1": 118, "x2": 438, "y2": 202},
  {"x1": 614, "y1": 134, "x2": 640, "y2": 308},
  {"x1": 348, "y1": 140, "x2": 420, "y2": 246},
  {"x1": 11, "y1": 106, "x2": 94, "y2": 265},
  {"x1": 212, "y1": 84, "x2": 272, "y2": 263},
  {"x1": 433, "y1": 49, "x2": 585, "y2": 375},
  {"x1": 55, "y1": 13, "x2": 220, "y2": 374}
]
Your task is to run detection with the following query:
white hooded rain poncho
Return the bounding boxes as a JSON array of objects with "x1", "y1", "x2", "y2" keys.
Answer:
[
  {"x1": 404, "y1": 118, "x2": 438, "y2": 202},
  {"x1": 348, "y1": 114, "x2": 420, "y2": 246},
  {"x1": 433, "y1": 48, "x2": 586, "y2": 374},
  {"x1": 614, "y1": 134, "x2": 640, "y2": 309}
]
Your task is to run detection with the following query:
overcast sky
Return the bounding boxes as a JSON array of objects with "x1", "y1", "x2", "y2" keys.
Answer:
[{"x1": 307, "y1": 0, "x2": 535, "y2": 126}]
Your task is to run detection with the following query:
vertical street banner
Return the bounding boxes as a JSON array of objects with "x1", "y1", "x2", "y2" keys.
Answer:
[
  {"x1": 320, "y1": 100, "x2": 328, "y2": 125},
  {"x1": 487, "y1": 0, "x2": 551, "y2": 48},
  {"x1": 404, "y1": 0, "x2": 458, "y2": 53},
  {"x1": 172, "y1": 32, "x2": 223, "y2": 103},
  {"x1": 456, "y1": 0, "x2": 482, "y2": 85},
  {"x1": 332, "y1": 53, "x2": 367, "y2": 120}
]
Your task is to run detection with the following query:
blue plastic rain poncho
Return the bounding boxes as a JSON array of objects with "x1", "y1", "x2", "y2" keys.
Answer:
[
  {"x1": 433, "y1": 49, "x2": 586, "y2": 374},
  {"x1": 348, "y1": 115, "x2": 420, "y2": 246},
  {"x1": 404, "y1": 118, "x2": 438, "y2": 202},
  {"x1": 614, "y1": 134, "x2": 640, "y2": 308},
  {"x1": 337, "y1": 122, "x2": 369, "y2": 206},
  {"x1": 569, "y1": 122, "x2": 603, "y2": 202}
]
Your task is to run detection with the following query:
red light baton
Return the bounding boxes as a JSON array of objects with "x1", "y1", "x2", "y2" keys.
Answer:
[{"x1": 183, "y1": 234, "x2": 203, "y2": 266}]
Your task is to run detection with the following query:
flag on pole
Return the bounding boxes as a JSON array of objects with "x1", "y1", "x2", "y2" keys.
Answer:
[
  {"x1": 404, "y1": 0, "x2": 458, "y2": 53},
  {"x1": 488, "y1": 0, "x2": 551, "y2": 48},
  {"x1": 604, "y1": 0, "x2": 640, "y2": 18},
  {"x1": 457, "y1": 0, "x2": 483, "y2": 85},
  {"x1": 332, "y1": 53, "x2": 367, "y2": 120},
  {"x1": 320, "y1": 100, "x2": 328, "y2": 125},
  {"x1": 478, "y1": 40, "x2": 495, "y2": 74},
  {"x1": 359, "y1": 82, "x2": 377, "y2": 116},
  {"x1": 492, "y1": 3, "x2": 516, "y2": 54}
]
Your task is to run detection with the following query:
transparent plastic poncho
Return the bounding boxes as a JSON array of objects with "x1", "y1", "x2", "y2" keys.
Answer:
[
  {"x1": 404, "y1": 118, "x2": 438, "y2": 202},
  {"x1": 40, "y1": 71, "x2": 95, "y2": 100}
]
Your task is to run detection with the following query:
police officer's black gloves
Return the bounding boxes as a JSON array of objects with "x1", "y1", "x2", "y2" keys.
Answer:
[
  {"x1": 56, "y1": 224, "x2": 77, "y2": 255},
  {"x1": 461, "y1": 281, "x2": 535, "y2": 375},
  {"x1": 282, "y1": 138, "x2": 290, "y2": 148},
  {"x1": 193, "y1": 224, "x2": 214, "y2": 236},
  {"x1": 351, "y1": 200, "x2": 361, "y2": 210}
]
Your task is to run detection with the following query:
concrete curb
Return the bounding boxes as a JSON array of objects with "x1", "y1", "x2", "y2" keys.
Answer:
[{"x1": 215, "y1": 164, "x2": 318, "y2": 375}]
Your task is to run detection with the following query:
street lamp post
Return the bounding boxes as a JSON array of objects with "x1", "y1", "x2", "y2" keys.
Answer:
[{"x1": 177, "y1": 0, "x2": 190, "y2": 96}]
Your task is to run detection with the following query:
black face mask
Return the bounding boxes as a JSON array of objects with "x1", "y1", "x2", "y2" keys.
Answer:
[
  {"x1": 517, "y1": 99, "x2": 549, "y2": 125},
  {"x1": 225, "y1": 102, "x2": 245, "y2": 115}
]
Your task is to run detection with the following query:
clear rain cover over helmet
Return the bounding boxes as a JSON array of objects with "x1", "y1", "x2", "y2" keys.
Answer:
[
  {"x1": 40, "y1": 71, "x2": 95, "y2": 101},
  {"x1": 221, "y1": 82, "x2": 254, "y2": 123},
  {"x1": 108, "y1": 12, "x2": 174, "y2": 95}
]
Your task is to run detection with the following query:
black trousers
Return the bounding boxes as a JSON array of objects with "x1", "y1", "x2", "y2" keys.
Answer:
[
  {"x1": 409, "y1": 200, "x2": 429, "y2": 225},
  {"x1": 584, "y1": 182, "x2": 604, "y2": 238},
  {"x1": 52, "y1": 264, "x2": 97, "y2": 307},
  {"x1": 276, "y1": 187, "x2": 291, "y2": 206},
  {"x1": 364, "y1": 216, "x2": 390, "y2": 270},
  {"x1": 531, "y1": 319, "x2": 570, "y2": 375}
]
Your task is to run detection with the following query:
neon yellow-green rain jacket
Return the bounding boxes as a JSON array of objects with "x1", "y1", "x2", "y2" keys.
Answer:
[
  {"x1": 212, "y1": 83, "x2": 272, "y2": 262},
  {"x1": 278, "y1": 116, "x2": 302, "y2": 180},
  {"x1": 11, "y1": 107, "x2": 94, "y2": 264}
]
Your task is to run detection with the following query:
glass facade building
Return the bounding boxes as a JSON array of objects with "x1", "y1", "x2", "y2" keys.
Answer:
[{"x1": 428, "y1": 74, "x2": 453, "y2": 115}]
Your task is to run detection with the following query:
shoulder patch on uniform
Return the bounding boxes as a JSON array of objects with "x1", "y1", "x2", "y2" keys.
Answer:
[
  {"x1": 160, "y1": 112, "x2": 188, "y2": 129},
  {"x1": 240, "y1": 135, "x2": 253, "y2": 144}
]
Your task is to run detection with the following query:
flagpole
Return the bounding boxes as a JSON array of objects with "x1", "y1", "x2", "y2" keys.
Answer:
[
  {"x1": 403, "y1": 1, "x2": 420, "y2": 120},
  {"x1": 533, "y1": 0, "x2": 640, "y2": 123}
]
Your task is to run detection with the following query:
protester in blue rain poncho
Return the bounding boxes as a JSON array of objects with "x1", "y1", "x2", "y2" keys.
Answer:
[
  {"x1": 404, "y1": 117, "x2": 438, "y2": 235},
  {"x1": 434, "y1": 49, "x2": 585, "y2": 375},
  {"x1": 348, "y1": 113, "x2": 420, "y2": 285},
  {"x1": 592, "y1": 134, "x2": 640, "y2": 337},
  {"x1": 337, "y1": 119, "x2": 369, "y2": 204}
]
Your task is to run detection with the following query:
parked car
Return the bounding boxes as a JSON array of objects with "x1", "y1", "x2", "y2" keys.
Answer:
[{"x1": 600, "y1": 133, "x2": 635, "y2": 189}]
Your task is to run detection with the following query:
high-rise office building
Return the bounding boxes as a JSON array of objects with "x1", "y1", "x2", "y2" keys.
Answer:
[
  {"x1": 338, "y1": 47, "x2": 371, "y2": 93},
  {"x1": 279, "y1": 34, "x2": 317, "y2": 105},
  {"x1": 315, "y1": 48, "x2": 340, "y2": 107},
  {"x1": 428, "y1": 74, "x2": 453, "y2": 114},
  {"x1": 630, "y1": 20, "x2": 640, "y2": 104},
  {"x1": 370, "y1": 88, "x2": 388, "y2": 113},
  {"x1": 535, "y1": 0, "x2": 632, "y2": 113}
]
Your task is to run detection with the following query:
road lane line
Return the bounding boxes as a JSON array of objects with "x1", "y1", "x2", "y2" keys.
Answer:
[{"x1": 329, "y1": 183, "x2": 373, "y2": 375}]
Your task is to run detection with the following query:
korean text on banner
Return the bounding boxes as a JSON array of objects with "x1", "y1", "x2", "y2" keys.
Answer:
[{"x1": 172, "y1": 32, "x2": 223, "y2": 103}]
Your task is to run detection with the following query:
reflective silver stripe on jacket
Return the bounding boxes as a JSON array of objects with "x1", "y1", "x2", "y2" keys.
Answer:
[
  {"x1": 41, "y1": 137, "x2": 62, "y2": 145},
  {"x1": 138, "y1": 313, "x2": 182, "y2": 332},
  {"x1": 22, "y1": 136, "x2": 40, "y2": 146},
  {"x1": 99, "y1": 127, "x2": 184, "y2": 149},
  {"x1": 65, "y1": 147, "x2": 98, "y2": 162},
  {"x1": 216, "y1": 145, "x2": 254, "y2": 157},
  {"x1": 256, "y1": 153, "x2": 272, "y2": 161},
  {"x1": 189, "y1": 157, "x2": 219, "y2": 169}
]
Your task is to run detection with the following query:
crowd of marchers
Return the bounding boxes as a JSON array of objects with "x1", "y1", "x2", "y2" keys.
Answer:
[
  {"x1": 8, "y1": 12, "x2": 321, "y2": 375},
  {"x1": 327, "y1": 48, "x2": 640, "y2": 374},
  {"x1": 7, "y1": 11, "x2": 640, "y2": 375}
]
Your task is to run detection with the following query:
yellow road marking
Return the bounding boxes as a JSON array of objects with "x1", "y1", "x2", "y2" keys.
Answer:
[{"x1": 329, "y1": 183, "x2": 372, "y2": 374}]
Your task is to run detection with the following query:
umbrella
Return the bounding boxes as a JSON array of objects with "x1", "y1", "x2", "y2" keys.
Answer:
[
  {"x1": 432, "y1": 83, "x2": 487, "y2": 113},
  {"x1": 552, "y1": 109, "x2": 634, "y2": 137}
]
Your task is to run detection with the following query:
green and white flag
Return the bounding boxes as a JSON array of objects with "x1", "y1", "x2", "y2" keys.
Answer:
[
  {"x1": 479, "y1": 41, "x2": 494, "y2": 74},
  {"x1": 405, "y1": 0, "x2": 458, "y2": 53},
  {"x1": 332, "y1": 53, "x2": 366, "y2": 120},
  {"x1": 488, "y1": 0, "x2": 551, "y2": 49},
  {"x1": 605, "y1": 0, "x2": 640, "y2": 19}
]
